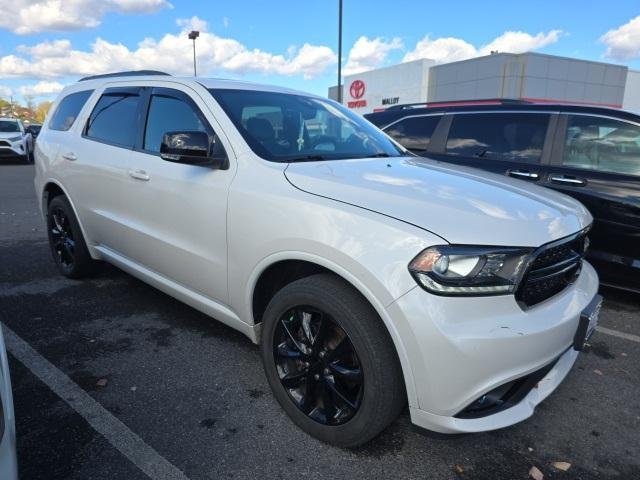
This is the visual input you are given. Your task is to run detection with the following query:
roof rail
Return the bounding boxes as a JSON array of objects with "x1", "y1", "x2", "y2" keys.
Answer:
[
  {"x1": 384, "y1": 98, "x2": 532, "y2": 111},
  {"x1": 79, "y1": 70, "x2": 171, "y2": 82}
]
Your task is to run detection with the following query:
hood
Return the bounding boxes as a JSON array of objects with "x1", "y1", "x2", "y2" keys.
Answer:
[
  {"x1": 0, "y1": 132, "x2": 21, "y2": 139},
  {"x1": 284, "y1": 157, "x2": 592, "y2": 247}
]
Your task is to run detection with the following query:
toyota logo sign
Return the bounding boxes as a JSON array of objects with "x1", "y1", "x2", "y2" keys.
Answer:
[{"x1": 349, "y1": 80, "x2": 366, "y2": 99}]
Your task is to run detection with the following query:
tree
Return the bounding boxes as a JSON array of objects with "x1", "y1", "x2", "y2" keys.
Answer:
[{"x1": 35, "y1": 101, "x2": 53, "y2": 123}]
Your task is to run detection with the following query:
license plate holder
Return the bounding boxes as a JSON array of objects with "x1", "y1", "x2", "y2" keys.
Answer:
[{"x1": 574, "y1": 294, "x2": 603, "y2": 351}]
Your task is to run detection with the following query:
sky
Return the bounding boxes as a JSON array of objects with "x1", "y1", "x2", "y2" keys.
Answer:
[{"x1": 1, "y1": 0, "x2": 640, "y2": 103}]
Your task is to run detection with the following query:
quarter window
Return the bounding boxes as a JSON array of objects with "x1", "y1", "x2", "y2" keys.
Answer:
[
  {"x1": 49, "y1": 90, "x2": 93, "y2": 131},
  {"x1": 85, "y1": 90, "x2": 141, "y2": 147},
  {"x1": 446, "y1": 113, "x2": 549, "y2": 163},
  {"x1": 385, "y1": 115, "x2": 441, "y2": 152},
  {"x1": 144, "y1": 95, "x2": 207, "y2": 152},
  {"x1": 562, "y1": 115, "x2": 640, "y2": 176}
]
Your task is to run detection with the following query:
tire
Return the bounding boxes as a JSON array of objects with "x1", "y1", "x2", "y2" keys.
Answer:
[
  {"x1": 261, "y1": 273, "x2": 406, "y2": 447},
  {"x1": 47, "y1": 195, "x2": 97, "y2": 278},
  {"x1": 23, "y1": 145, "x2": 32, "y2": 164}
]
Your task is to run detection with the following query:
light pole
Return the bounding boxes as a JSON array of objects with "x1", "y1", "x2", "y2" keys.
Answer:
[
  {"x1": 188, "y1": 30, "x2": 200, "y2": 77},
  {"x1": 337, "y1": 0, "x2": 343, "y2": 103}
]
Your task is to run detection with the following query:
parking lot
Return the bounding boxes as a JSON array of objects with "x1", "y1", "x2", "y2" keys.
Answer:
[{"x1": 0, "y1": 163, "x2": 639, "y2": 479}]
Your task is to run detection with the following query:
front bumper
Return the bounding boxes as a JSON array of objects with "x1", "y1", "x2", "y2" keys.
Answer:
[
  {"x1": 0, "y1": 143, "x2": 25, "y2": 157},
  {"x1": 387, "y1": 260, "x2": 599, "y2": 434}
]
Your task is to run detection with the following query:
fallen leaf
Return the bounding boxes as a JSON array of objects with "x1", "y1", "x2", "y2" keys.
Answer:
[
  {"x1": 552, "y1": 462, "x2": 571, "y2": 471},
  {"x1": 593, "y1": 369, "x2": 603, "y2": 376},
  {"x1": 621, "y1": 353, "x2": 627, "y2": 357},
  {"x1": 453, "y1": 464, "x2": 464, "y2": 475},
  {"x1": 528, "y1": 447, "x2": 534, "y2": 452},
  {"x1": 130, "y1": 386, "x2": 137, "y2": 392},
  {"x1": 529, "y1": 466, "x2": 544, "y2": 480},
  {"x1": 96, "y1": 378, "x2": 108, "y2": 387}
]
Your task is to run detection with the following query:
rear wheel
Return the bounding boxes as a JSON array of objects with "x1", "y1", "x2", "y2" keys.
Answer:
[
  {"x1": 47, "y1": 196, "x2": 97, "y2": 278},
  {"x1": 261, "y1": 273, "x2": 405, "y2": 447}
]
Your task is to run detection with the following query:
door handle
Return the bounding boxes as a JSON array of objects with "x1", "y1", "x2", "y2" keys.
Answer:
[
  {"x1": 129, "y1": 169, "x2": 150, "y2": 181},
  {"x1": 550, "y1": 175, "x2": 586, "y2": 186},
  {"x1": 62, "y1": 152, "x2": 77, "y2": 161},
  {"x1": 507, "y1": 169, "x2": 539, "y2": 180}
]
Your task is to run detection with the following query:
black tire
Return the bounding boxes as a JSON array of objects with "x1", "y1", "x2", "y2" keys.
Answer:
[
  {"x1": 261, "y1": 273, "x2": 406, "y2": 447},
  {"x1": 23, "y1": 145, "x2": 32, "y2": 164},
  {"x1": 47, "y1": 195, "x2": 97, "y2": 278}
]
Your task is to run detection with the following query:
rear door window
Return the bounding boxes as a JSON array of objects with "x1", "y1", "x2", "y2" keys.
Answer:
[
  {"x1": 49, "y1": 90, "x2": 93, "y2": 131},
  {"x1": 446, "y1": 113, "x2": 550, "y2": 163},
  {"x1": 384, "y1": 115, "x2": 442, "y2": 153},
  {"x1": 562, "y1": 114, "x2": 640, "y2": 176},
  {"x1": 85, "y1": 88, "x2": 142, "y2": 148}
]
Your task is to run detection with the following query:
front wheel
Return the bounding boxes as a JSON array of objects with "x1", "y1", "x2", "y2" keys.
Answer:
[{"x1": 261, "y1": 273, "x2": 406, "y2": 447}]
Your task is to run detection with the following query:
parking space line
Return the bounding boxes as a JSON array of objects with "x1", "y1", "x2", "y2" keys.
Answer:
[
  {"x1": 2, "y1": 323, "x2": 190, "y2": 480},
  {"x1": 596, "y1": 326, "x2": 640, "y2": 344}
]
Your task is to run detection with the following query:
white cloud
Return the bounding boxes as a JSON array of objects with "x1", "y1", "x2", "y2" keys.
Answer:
[
  {"x1": 0, "y1": 85, "x2": 12, "y2": 97},
  {"x1": 600, "y1": 15, "x2": 640, "y2": 60},
  {"x1": 403, "y1": 36, "x2": 477, "y2": 63},
  {"x1": 0, "y1": 18, "x2": 337, "y2": 80},
  {"x1": 480, "y1": 30, "x2": 562, "y2": 56},
  {"x1": 403, "y1": 30, "x2": 563, "y2": 64},
  {"x1": 17, "y1": 40, "x2": 72, "y2": 58},
  {"x1": 176, "y1": 16, "x2": 208, "y2": 32},
  {"x1": 0, "y1": 0, "x2": 172, "y2": 35},
  {"x1": 344, "y1": 36, "x2": 403, "y2": 75},
  {"x1": 18, "y1": 81, "x2": 65, "y2": 97}
]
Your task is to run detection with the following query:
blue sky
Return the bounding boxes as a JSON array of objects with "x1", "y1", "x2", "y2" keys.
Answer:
[{"x1": 1, "y1": 0, "x2": 640, "y2": 102}]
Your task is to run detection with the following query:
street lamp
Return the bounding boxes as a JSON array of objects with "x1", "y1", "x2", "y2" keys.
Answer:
[
  {"x1": 337, "y1": 0, "x2": 343, "y2": 103},
  {"x1": 188, "y1": 30, "x2": 200, "y2": 77}
]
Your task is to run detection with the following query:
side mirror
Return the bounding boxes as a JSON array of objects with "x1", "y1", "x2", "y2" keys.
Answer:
[{"x1": 160, "y1": 131, "x2": 227, "y2": 168}]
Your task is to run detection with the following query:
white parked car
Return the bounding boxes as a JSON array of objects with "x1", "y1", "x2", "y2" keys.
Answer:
[
  {"x1": 34, "y1": 71, "x2": 600, "y2": 446},
  {"x1": 0, "y1": 117, "x2": 33, "y2": 163},
  {"x1": 0, "y1": 326, "x2": 18, "y2": 480}
]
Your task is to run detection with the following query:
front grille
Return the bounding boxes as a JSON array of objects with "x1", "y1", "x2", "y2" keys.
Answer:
[
  {"x1": 516, "y1": 231, "x2": 588, "y2": 308},
  {"x1": 0, "y1": 141, "x2": 10, "y2": 147}
]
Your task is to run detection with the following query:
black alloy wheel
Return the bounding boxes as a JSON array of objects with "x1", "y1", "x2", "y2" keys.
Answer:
[
  {"x1": 50, "y1": 207, "x2": 76, "y2": 269},
  {"x1": 47, "y1": 195, "x2": 97, "y2": 278},
  {"x1": 261, "y1": 274, "x2": 406, "y2": 447},
  {"x1": 274, "y1": 306, "x2": 363, "y2": 425}
]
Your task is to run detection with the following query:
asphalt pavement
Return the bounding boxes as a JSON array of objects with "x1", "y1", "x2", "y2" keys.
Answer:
[{"x1": 1, "y1": 163, "x2": 639, "y2": 479}]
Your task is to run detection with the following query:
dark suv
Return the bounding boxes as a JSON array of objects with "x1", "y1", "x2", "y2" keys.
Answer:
[{"x1": 366, "y1": 101, "x2": 640, "y2": 292}]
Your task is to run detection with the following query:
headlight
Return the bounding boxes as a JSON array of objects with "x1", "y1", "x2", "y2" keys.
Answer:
[
  {"x1": 408, "y1": 245, "x2": 533, "y2": 295},
  {"x1": 8, "y1": 136, "x2": 22, "y2": 142}
]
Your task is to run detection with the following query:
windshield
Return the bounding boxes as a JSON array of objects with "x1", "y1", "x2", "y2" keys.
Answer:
[
  {"x1": 0, "y1": 120, "x2": 20, "y2": 133},
  {"x1": 209, "y1": 89, "x2": 404, "y2": 162}
]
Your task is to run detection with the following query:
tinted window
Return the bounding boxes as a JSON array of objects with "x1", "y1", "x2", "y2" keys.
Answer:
[
  {"x1": 209, "y1": 89, "x2": 403, "y2": 162},
  {"x1": 49, "y1": 90, "x2": 93, "y2": 131},
  {"x1": 562, "y1": 115, "x2": 640, "y2": 176},
  {"x1": 0, "y1": 120, "x2": 20, "y2": 133},
  {"x1": 86, "y1": 91, "x2": 141, "y2": 147},
  {"x1": 385, "y1": 115, "x2": 441, "y2": 152},
  {"x1": 446, "y1": 113, "x2": 549, "y2": 163},
  {"x1": 144, "y1": 95, "x2": 206, "y2": 152}
]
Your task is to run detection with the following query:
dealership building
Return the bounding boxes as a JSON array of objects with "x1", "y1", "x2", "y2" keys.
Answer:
[{"x1": 329, "y1": 52, "x2": 640, "y2": 114}]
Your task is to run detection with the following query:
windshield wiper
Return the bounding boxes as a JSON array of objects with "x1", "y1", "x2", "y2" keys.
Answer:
[
  {"x1": 353, "y1": 152, "x2": 393, "y2": 159},
  {"x1": 285, "y1": 155, "x2": 327, "y2": 163}
]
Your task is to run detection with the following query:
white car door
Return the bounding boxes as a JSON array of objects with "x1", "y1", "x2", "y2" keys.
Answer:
[
  {"x1": 121, "y1": 85, "x2": 235, "y2": 303},
  {"x1": 67, "y1": 86, "x2": 145, "y2": 255}
]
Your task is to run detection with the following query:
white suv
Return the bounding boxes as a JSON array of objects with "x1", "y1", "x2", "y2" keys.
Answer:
[
  {"x1": 34, "y1": 71, "x2": 600, "y2": 446},
  {"x1": 0, "y1": 117, "x2": 33, "y2": 163}
]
